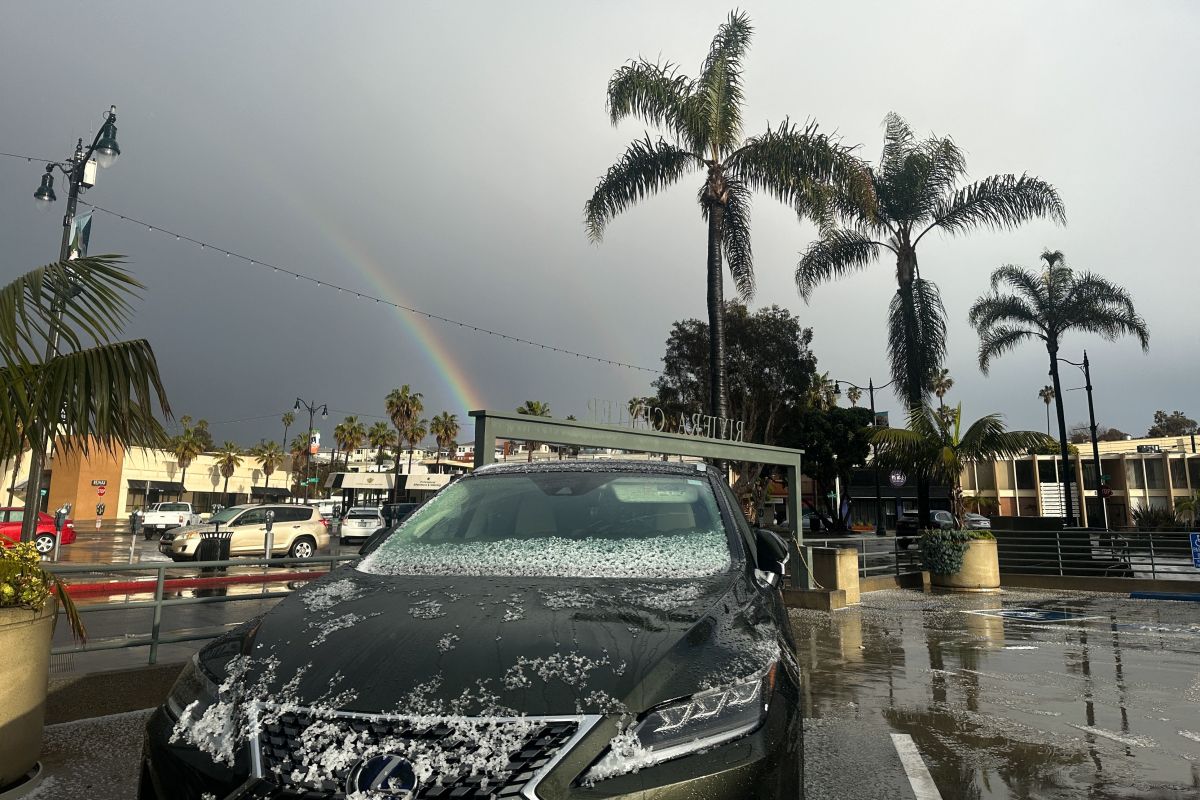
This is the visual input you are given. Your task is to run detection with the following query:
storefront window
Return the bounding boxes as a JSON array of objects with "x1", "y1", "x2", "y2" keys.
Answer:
[
  {"x1": 1126, "y1": 461, "x2": 1145, "y2": 490},
  {"x1": 1144, "y1": 459, "x2": 1165, "y2": 490},
  {"x1": 1015, "y1": 460, "x2": 1035, "y2": 490},
  {"x1": 1169, "y1": 458, "x2": 1188, "y2": 490}
]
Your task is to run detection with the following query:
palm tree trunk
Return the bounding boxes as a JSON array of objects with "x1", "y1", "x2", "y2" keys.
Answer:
[
  {"x1": 408, "y1": 446, "x2": 415, "y2": 472},
  {"x1": 896, "y1": 279, "x2": 925, "y2": 409},
  {"x1": 281, "y1": 423, "x2": 290, "y2": 453},
  {"x1": 706, "y1": 204, "x2": 728, "y2": 421},
  {"x1": 223, "y1": 476, "x2": 230, "y2": 507},
  {"x1": 1045, "y1": 402, "x2": 1051, "y2": 436},
  {"x1": 393, "y1": 428, "x2": 403, "y2": 502},
  {"x1": 1047, "y1": 345, "x2": 1076, "y2": 523},
  {"x1": 7, "y1": 449, "x2": 23, "y2": 507}
]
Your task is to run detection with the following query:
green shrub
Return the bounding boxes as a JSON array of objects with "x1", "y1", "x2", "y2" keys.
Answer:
[
  {"x1": 1131, "y1": 505, "x2": 1182, "y2": 531},
  {"x1": 919, "y1": 529, "x2": 994, "y2": 575},
  {"x1": 0, "y1": 541, "x2": 85, "y2": 640}
]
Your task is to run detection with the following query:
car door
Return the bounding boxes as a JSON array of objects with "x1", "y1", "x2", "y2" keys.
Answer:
[
  {"x1": 228, "y1": 508, "x2": 268, "y2": 554},
  {"x1": 0, "y1": 510, "x2": 18, "y2": 545}
]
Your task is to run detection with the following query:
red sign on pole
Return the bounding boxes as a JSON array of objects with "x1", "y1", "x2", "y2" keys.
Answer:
[{"x1": 97, "y1": 486, "x2": 107, "y2": 497}]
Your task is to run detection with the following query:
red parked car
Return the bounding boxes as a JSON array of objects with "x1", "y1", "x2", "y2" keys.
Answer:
[{"x1": 0, "y1": 507, "x2": 76, "y2": 554}]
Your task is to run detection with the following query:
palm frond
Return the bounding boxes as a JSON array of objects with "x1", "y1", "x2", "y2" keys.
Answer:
[
  {"x1": 975, "y1": 324, "x2": 1039, "y2": 374},
  {"x1": 887, "y1": 277, "x2": 947, "y2": 407},
  {"x1": 0, "y1": 339, "x2": 170, "y2": 458},
  {"x1": 696, "y1": 10, "x2": 752, "y2": 155},
  {"x1": 584, "y1": 136, "x2": 700, "y2": 241},
  {"x1": 795, "y1": 230, "x2": 884, "y2": 300},
  {"x1": 958, "y1": 413, "x2": 1051, "y2": 460},
  {"x1": 606, "y1": 59, "x2": 704, "y2": 149},
  {"x1": 1060, "y1": 272, "x2": 1150, "y2": 351},
  {"x1": 926, "y1": 173, "x2": 1066, "y2": 239},
  {"x1": 720, "y1": 178, "x2": 754, "y2": 300}
]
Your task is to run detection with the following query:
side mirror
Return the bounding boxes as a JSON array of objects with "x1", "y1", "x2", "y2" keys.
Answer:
[{"x1": 754, "y1": 528, "x2": 789, "y2": 586}]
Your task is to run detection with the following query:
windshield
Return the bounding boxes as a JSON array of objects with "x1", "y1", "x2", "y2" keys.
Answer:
[
  {"x1": 359, "y1": 471, "x2": 732, "y2": 579},
  {"x1": 208, "y1": 507, "x2": 244, "y2": 524}
]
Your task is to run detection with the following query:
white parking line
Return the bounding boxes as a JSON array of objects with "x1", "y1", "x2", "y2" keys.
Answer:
[{"x1": 890, "y1": 733, "x2": 943, "y2": 800}]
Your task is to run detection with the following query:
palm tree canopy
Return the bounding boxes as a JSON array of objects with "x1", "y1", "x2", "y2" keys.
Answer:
[
  {"x1": 585, "y1": 11, "x2": 868, "y2": 299},
  {"x1": 874, "y1": 403, "x2": 1051, "y2": 487},
  {"x1": 0, "y1": 255, "x2": 171, "y2": 459},
  {"x1": 385, "y1": 385, "x2": 424, "y2": 431},
  {"x1": 796, "y1": 114, "x2": 1065, "y2": 405},
  {"x1": 968, "y1": 250, "x2": 1150, "y2": 373},
  {"x1": 367, "y1": 421, "x2": 394, "y2": 451},
  {"x1": 216, "y1": 442, "x2": 243, "y2": 479},
  {"x1": 251, "y1": 440, "x2": 284, "y2": 475},
  {"x1": 281, "y1": 411, "x2": 295, "y2": 430},
  {"x1": 1039, "y1": 385, "x2": 1055, "y2": 404},
  {"x1": 431, "y1": 412, "x2": 460, "y2": 451}
]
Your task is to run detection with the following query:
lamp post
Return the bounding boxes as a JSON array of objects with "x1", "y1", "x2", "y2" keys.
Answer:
[
  {"x1": 294, "y1": 399, "x2": 328, "y2": 503},
  {"x1": 20, "y1": 106, "x2": 122, "y2": 543},
  {"x1": 834, "y1": 377, "x2": 897, "y2": 534},
  {"x1": 1058, "y1": 352, "x2": 1107, "y2": 529}
]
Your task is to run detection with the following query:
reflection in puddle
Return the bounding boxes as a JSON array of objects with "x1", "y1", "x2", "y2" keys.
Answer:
[{"x1": 791, "y1": 589, "x2": 1200, "y2": 799}]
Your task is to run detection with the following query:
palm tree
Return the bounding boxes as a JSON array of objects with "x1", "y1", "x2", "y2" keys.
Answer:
[
  {"x1": 516, "y1": 401, "x2": 551, "y2": 462},
  {"x1": 585, "y1": 10, "x2": 867, "y2": 421},
  {"x1": 215, "y1": 442, "x2": 244, "y2": 505},
  {"x1": 846, "y1": 386, "x2": 862, "y2": 407},
  {"x1": 1, "y1": 256, "x2": 171, "y2": 541},
  {"x1": 874, "y1": 403, "x2": 1050, "y2": 525},
  {"x1": 404, "y1": 418, "x2": 428, "y2": 472},
  {"x1": 796, "y1": 113, "x2": 1066, "y2": 409},
  {"x1": 1038, "y1": 385, "x2": 1055, "y2": 436},
  {"x1": 288, "y1": 433, "x2": 310, "y2": 492},
  {"x1": 969, "y1": 250, "x2": 1149, "y2": 523},
  {"x1": 280, "y1": 410, "x2": 295, "y2": 452},
  {"x1": 343, "y1": 416, "x2": 366, "y2": 469},
  {"x1": 385, "y1": 386, "x2": 424, "y2": 491},
  {"x1": 1175, "y1": 490, "x2": 1200, "y2": 527},
  {"x1": 6, "y1": 422, "x2": 27, "y2": 507},
  {"x1": 367, "y1": 421, "x2": 395, "y2": 467},
  {"x1": 250, "y1": 440, "x2": 284, "y2": 492},
  {"x1": 170, "y1": 417, "x2": 205, "y2": 497},
  {"x1": 931, "y1": 368, "x2": 954, "y2": 408},
  {"x1": 430, "y1": 412, "x2": 460, "y2": 470}
]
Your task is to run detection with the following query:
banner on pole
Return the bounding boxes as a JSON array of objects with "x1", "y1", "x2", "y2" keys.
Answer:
[{"x1": 69, "y1": 212, "x2": 92, "y2": 259}]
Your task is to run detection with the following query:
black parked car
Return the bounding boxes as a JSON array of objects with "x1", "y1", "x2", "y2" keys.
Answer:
[{"x1": 140, "y1": 461, "x2": 801, "y2": 799}]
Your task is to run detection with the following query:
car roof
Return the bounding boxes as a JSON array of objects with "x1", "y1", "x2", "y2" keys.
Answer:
[
  {"x1": 472, "y1": 459, "x2": 712, "y2": 477},
  {"x1": 348, "y1": 506, "x2": 381, "y2": 512}
]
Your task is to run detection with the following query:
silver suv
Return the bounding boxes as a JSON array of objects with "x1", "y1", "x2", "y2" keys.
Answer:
[{"x1": 158, "y1": 504, "x2": 329, "y2": 561}]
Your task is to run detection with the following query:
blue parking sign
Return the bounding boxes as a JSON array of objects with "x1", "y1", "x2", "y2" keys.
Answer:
[{"x1": 1191, "y1": 532, "x2": 1200, "y2": 569}]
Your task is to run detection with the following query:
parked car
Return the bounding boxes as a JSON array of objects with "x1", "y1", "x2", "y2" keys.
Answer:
[
  {"x1": 964, "y1": 512, "x2": 992, "y2": 530},
  {"x1": 141, "y1": 461, "x2": 801, "y2": 799},
  {"x1": 157, "y1": 504, "x2": 328, "y2": 561},
  {"x1": 895, "y1": 509, "x2": 956, "y2": 549},
  {"x1": 1, "y1": 508, "x2": 76, "y2": 554},
  {"x1": 338, "y1": 506, "x2": 385, "y2": 544},
  {"x1": 141, "y1": 502, "x2": 199, "y2": 536}
]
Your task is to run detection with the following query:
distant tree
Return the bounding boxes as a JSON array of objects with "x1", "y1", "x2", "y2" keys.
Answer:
[
  {"x1": 215, "y1": 442, "x2": 244, "y2": 505},
  {"x1": 797, "y1": 113, "x2": 1065, "y2": 409},
  {"x1": 930, "y1": 369, "x2": 954, "y2": 408},
  {"x1": 430, "y1": 412, "x2": 460, "y2": 469},
  {"x1": 585, "y1": 10, "x2": 867, "y2": 422},
  {"x1": 335, "y1": 415, "x2": 366, "y2": 470},
  {"x1": 516, "y1": 401, "x2": 551, "y2": 462},
  {"x1": 404, "y1": 418, "x2": 429, "y2": 472},
  {"x1": 367, "y1": 421, "x2": 395, "y2": 466},
  {"x1": 250, "y1": 440, "x2": 284, "y2": 491},
  {"x1": 1068, "y1": 422, "x2": 1128, "y2": 445},
  {"x1": 970, "y1": 249, "x2": 1149, "y2": 522},
  {"x1": 1098, "y1": 427, "x2": 1129, "y2": 442},
  {"x1": 386, "y1": 385, "x2": 423, "y2": 490},
  {"x1": 845, "y1": 386, "x2": 862, "y2": 407},
  {"x1": 288, "y1": 433, "x2": 310, "y2": 492},
  {"x1": 1038, "y1": 386, "x2": 1055, "y2": 436},
  {"x1": 873, "y1": 403, "x2": 1050, "y2": 525},
  {"x1": 1147, "y1": 410, "x2": 1198, "y2": 438},
  {"x1": 280, "y1": 411, "x2": 296, "y2": 453},
  {"x1": 170, "y1": 416, "x2": 205, "y2": 494},
  {"x1": 782, "y1": 405, "x2": 874, "y2": 528},
  {"x1": 192, "y1": 418, "x2": 213, "y2": 452}
]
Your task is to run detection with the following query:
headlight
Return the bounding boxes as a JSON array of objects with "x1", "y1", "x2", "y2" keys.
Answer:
[
  {"x1": 586, "y1": 664, "x2": 777, "y2": 782},
  {"x1": 184, "y1": 530, "x2": 200, "y2": 540},
  {"x1": 166, "y1": 654, "x2": 219, "y2": 719}
]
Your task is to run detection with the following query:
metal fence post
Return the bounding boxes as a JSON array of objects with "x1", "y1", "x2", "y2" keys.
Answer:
[
  {"x1": 1055, "y1": 529, "x2": 1063, "y2": 576},
  {"x1": 1147, "y1": 532, "x2": 1156, "y2": 580},
  {"x1": 149, "y1": 564, "x2": 165, "y2": 665}
]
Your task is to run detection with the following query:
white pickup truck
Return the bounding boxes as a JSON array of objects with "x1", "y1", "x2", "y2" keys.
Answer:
[{"x1": 141, "y1": 502, "x2": 199, "y2": 538}]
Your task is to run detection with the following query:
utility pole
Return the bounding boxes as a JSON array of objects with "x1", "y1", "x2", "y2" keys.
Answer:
[{"x1": 294, "y1": 398, "x2": 327, "y2": 503}]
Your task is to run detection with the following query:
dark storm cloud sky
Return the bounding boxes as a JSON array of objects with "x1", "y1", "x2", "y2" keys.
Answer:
[{"x1": 2, "y1": 1, "x2": 1197, "y2": 447}]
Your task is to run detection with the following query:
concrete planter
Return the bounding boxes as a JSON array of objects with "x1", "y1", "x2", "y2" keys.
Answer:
[
  {"x1": 931, "y1": 538, "x2": 1000, "y2": 592},
  {"x1": 0, "y1": 602, "x2": 55, "y2": 787}
]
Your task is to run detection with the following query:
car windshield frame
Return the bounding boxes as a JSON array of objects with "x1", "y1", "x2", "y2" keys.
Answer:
[
  {"x1": 208, "y1": 506, "x2": 246, "y2": 525},
  {"x1": 358, "y1": 469, "x2": 740, "y2": 580}
]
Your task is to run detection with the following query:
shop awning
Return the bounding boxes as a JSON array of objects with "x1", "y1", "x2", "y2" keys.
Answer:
[
  {"x1": 251, "y1": 486, "x2": 292, "y2": 499},
  {"x1": 325, "y1": 472, "x2": 396, "y2": 490},
  {"x1": 127, "y1": 480, "x2": 186, "y2": 493},
  {"x1": 404, "y1": 474, "x2": 450, "y2": 492}
]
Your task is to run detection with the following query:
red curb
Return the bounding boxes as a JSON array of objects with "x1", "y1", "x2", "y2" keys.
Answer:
[{"x1": 63, "y1": 569, "x2": 330, "y2": 597}]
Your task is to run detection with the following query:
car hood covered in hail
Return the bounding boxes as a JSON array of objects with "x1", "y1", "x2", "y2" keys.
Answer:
[{"x1": 217, "y1": 567, "x2": 784, "y2": 718}]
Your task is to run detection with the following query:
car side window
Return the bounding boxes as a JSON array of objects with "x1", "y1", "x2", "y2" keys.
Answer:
[{"x1": 237, "y1": 509, "x2": 266, "y2": 526}]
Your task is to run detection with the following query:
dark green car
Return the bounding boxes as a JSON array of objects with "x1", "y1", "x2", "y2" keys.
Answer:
[{"x1": 140, "y1": 461, "x2": 801, "y2": 799}]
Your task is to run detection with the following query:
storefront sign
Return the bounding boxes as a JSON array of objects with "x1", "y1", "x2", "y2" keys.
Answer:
[
  {"x1": 586, "y1": 398, "x2": 746, "y2": 443},
  {"x1": 889, "y1": 470, "x2": 907, "y2": 488},
  {"x1": 91, "y1": 479, "x2": 107, "y2": 486}
]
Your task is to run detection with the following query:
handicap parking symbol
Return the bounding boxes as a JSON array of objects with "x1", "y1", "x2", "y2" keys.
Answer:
[{"x1": 1190, "y1": 532, "x2": 1200, "y2": 569}]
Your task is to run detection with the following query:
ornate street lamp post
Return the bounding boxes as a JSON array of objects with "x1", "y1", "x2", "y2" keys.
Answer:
[
  {"x1": 294, "y1": 399, "x2": 328, "y2": 502},
  {"x1": 834, "y1": 377, "x2": 897, "y2": 534}
]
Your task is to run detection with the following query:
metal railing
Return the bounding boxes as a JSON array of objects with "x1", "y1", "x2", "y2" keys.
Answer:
[
  {"x1": 991, "y1": 529, "x2": 1198, "y2": 582},
  {"x1": 48, "y1": 554, "x2": 357, "y2": 665},
  {"x1": 802, "y1": 535, "x2": 924, "y2": 580}
]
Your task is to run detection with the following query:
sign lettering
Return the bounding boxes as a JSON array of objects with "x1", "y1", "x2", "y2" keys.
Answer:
[{"x1": 587, "y1": 398, "x2": 746, "y2": 443}]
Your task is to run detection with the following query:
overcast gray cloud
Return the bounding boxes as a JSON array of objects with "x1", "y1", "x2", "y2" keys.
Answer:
[{"x1": 2, "y1": 1, "x2": 1197, "y2": 446}]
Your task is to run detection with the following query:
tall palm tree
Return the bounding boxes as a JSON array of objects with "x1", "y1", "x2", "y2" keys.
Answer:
[
  {"x1": 215, "y1": 442, "x2": 244, "y2": 505},
  {"x1": 6, "y1": 422, "x2": 27, "y2": 507},
  {"x1": 846, "y1": 386, "x2": 862, "y2": 407},
  {"x1": 585, "y1": 10, "x2": 868, "y2": 421},
  {"x1": 516, "y1": 401, "x2": 551, "y2": 462},
  {"x1": 873, "y1": 403, "x2": 1050, "y2": 525},
  {"x1": 343, "y1": 416, "x2": 366, "y2": 469},
  {"x1": 250, "y1": 440, "x2": 284, "y2": 492},
  {"x1": 1038, "y1": 385, "x2": 1055, "y2": 436},
  {"x1": 430, "y1": 412, "x2": 460, "y2": 470},
  {"x1": 404, "y1": 418, "x2": 428, "y2": 472},
  {"x1": 367, "y1": 421, "x2": 395, "y2": 467},
  {"x1": 931, "y1": 368, "x2": 954, "y2": 408},
  {"x1": 796, "y1": 113, "x2": 1066, "y2": 408},
  {"x1": 968, "y1": 250, "x2": 1149, "y2": 522},
  {"x1": 1, "y1": 256, "x2": 171, "y2": 541},
  {"x1": 385, "y1": 386, "x2": 424, "y2": 492},
  {"x1": 280, "y1": 410, "x2": 295, "y2": 452},
  {"x1": 171, "y1": 417, "x2": 205, "y2": 498},
  {"x1": 288, "y1": 433, "x2": 310, "y2": 492}
]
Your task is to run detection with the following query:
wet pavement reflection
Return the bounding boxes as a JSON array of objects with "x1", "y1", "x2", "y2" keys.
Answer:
[{"x1": 792, "y1": 589, "x2": 1200, "y2": 799}]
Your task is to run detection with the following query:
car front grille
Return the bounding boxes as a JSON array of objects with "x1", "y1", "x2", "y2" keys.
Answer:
[{"x1": 254, "y1": 708, "x2": 588, "y2": 798}]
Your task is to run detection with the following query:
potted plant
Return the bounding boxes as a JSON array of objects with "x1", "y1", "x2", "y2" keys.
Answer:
[
  {"x1": 919, "y1": 529, "x2": 1000, "y2": 591},
  {"x1": 0, "y1": 542, "x2": 85, "y2": 786}
]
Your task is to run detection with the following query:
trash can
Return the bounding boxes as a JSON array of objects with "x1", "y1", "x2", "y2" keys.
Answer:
[{"x1": 198, "y1": 529, "x2": 233, "y2": 570}]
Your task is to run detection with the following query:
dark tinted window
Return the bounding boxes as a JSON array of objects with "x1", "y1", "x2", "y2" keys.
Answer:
[{"x1": 273, "y1": 506, "x2": 312, "y2": 523}]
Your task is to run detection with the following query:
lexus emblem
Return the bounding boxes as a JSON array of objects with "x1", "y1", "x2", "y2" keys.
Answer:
[{"x1": 346, "y1": 754, "x2": 420, "y2": 798}]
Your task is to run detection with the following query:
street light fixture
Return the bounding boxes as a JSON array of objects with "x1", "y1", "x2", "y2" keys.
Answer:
[
  {"x1": 294, "y1": 398, "x2": 328, "y2": 502},
  {"x1": 833, "y1": 377, "x2": 897, "y2": 535},
  {"x1": 19, "y1": 105, "x2": 123, "y2": 543},
  {"x1": 1057, "y1": 351, "x2": 1107, "y2": 529}
]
